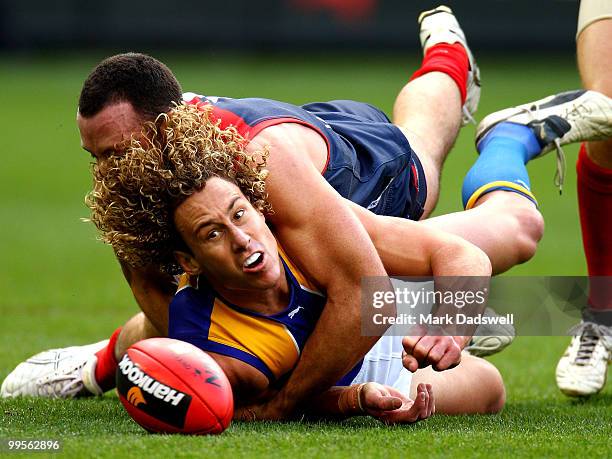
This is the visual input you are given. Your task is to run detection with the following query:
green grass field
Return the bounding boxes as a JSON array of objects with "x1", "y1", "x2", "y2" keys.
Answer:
[{"x1": 0, "y1": 52, "x2": 610, "y2": 458}]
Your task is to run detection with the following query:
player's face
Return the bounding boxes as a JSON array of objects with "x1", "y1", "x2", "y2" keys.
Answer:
[
  {"x1": 77, "y1": 102, "x2": 143, "y2": 162},
  {"x1": 173, "y1": 177, "x2": 283, "y2": 293}
]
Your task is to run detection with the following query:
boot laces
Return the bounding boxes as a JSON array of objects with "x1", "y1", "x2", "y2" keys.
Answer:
[
  {"x1": 514, "y1": 106, "x2": 567, "y2": 193},
  {"x1": 567, "y1": 322, "x2": 610, "y2": 365}
]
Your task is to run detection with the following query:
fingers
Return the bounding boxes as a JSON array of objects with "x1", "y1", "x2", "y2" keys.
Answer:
[
  {"x1": 424, "y1": 338, "x2": 449, "y2": 367},
  {"x1": 402, "y1": 350, "x2": 420, "y2": 372},
  {"x1": 410, "y1": 383, "x2": 433, "y2": 422},
  {"x1": 363, "y1": 383, "x2": 403, "y2": 412},
  {"x1": 390, "y1": 384, "x2": 427, "y2": 424},
  {"x1": 391, "y1": 383, "x2": 426, "y2": 423},
  {"x1": 403, "y1": 335, "x2": 442, "y2": 369},
  {"x1": 373, "y1": 395, "x2": 404, "y2": 412},
  {"x1": 425, "y1": 384, "x2": 434, "y2": 418},
  {"x1": 404, "y1": 335, "x2": 463, "y2": 371},
  {"x1": 401, "y1": 336, "x2": 420, "y2": 371},
  {"x1": 433, "y1": 342, "x2": 462, "y2": 371},
  {"x1": 416, "y1": 384, "x2": 429, "y2": 421}
]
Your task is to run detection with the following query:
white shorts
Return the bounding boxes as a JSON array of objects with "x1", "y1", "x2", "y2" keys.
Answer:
[
  {"x1": 577, "y1": 0, "x2": 612, "y2": 39},
  {"x1": 350, "y1": 333, "x2": 412, "y2": 396}
]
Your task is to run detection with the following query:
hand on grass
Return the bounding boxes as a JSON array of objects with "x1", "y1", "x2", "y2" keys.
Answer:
[{"x1": 362, "y1": 382, "x2": 434, "y2": 424}]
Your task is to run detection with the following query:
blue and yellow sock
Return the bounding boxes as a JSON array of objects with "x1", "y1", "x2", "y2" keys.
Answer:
[{"x1": 462, "y1": 122, "x2": 541, "y2": 210}]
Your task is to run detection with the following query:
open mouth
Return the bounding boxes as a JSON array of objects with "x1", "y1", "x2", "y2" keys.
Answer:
[{"x1": 243, "y1": 251, "x2": 265, "y2": 271}]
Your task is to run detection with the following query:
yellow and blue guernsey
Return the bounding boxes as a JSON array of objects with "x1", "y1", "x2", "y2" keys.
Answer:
[{"x1": 168, "y1": 248, "x2": 361, "y2": 385}]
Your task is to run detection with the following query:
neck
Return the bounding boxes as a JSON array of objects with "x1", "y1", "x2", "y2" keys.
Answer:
[{"x1": 213, "y1": 261, "x2": 290, "y2": 315}]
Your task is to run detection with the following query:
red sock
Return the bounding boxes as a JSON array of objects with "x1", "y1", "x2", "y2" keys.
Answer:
[
  {"x1": 577, "y1": 144, "x2": 612, "y2": 311},
  {"x1": 410, "y1": 43, "x2": 469, "y2": 103},
  {"x1": 94, "y1": 327, "x2": 122, "y2": 392}
]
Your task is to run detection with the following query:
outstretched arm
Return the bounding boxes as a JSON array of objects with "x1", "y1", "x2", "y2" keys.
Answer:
[
  {"x1": 246, "y1": 124, "x2": 394, "y2": 419},
  {"x1": 207, "y1": 351, "x2": 433, "y2": 424}
]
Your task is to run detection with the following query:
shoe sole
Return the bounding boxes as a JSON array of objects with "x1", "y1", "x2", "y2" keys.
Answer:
[
  {"x1": 556, "y1": 349, "x2": 610, "y2": 397},
  {"x1": 418, "y1": 5, "x2": 453, "y2": 25}
]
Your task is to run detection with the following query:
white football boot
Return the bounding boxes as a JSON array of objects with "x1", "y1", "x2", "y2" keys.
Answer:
[
  {"x1": 465, "y1": 307, "x2": 515, "y2": 357},
  {"x1": 556, "y1": 322, "x2": 612, "y2": 397},
  {"x1": 1, "y1": 340, "x2": 108, "y2": 398},
  {"x1": 418, "y1": 5, "x2": 481, "y2": 125},
  {"x1": 476, "y1": 90, "x2": 612, "y2": 191}
]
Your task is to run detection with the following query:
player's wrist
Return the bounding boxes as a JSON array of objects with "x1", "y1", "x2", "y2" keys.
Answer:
[{"x1": 337, "y1": 383, "x2": 366, "y2": 415}]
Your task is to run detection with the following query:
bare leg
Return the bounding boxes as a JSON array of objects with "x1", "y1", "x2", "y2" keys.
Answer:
[
  {"x1": 554, "y1": 13, "x2": 612, "y2": 398},
  {"x1": 393, "y1": 72, "x2": 462, "y2": 217},
  {"x1": 410, "y1": 353, "x2": 505, "y2": 414},
  {"x1": 421, "y1": 191, "x2": 544, "y2": 274},
  {"x1": 119, "y1": 260, "x2": 174, "y2": 335},
  {"x1": 576, "y1": 17, "x2": 612, "y2": 309},
  {"x1": 348, "y1": 189, "x2": 544, "y2": 276},
  {"x1": 578, "y1": 19, "x2": 612, "y2": 169}
]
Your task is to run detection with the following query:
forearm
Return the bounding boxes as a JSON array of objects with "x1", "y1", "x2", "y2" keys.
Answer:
[
  {"x1": 252, "y1": 125, "x2": 394, "y2": 415},
  {"x1": 273, "y1": 292, "x2": 384, "y2": 412},
  {"x1": 119, "y1": 259, "x2": 175, "y2": 334},
  {"x1": 115, "y1": 313, "x2": 163, "y2": 359},
  {"x1": 429, "y1": 234, "x2": 492, "y2": 278},
  {"x1": 235, "y1": 385, "x2": 363, "y2": 422},
  {"x1": 304, "y1": 385, "x2": 365, "y2": 419},
  {"x1": 430, "y1": 236, "x2": 491, "y2": 344}
]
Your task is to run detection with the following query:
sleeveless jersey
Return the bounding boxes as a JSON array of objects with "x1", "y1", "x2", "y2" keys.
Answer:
[{"x1": 184, "y1": 94, "x2": 426, "y2": 220}]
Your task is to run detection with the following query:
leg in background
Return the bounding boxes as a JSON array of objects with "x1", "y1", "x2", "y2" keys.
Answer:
[{"x1": 410, "y1": 353, "x2": 505, "y2": 414}]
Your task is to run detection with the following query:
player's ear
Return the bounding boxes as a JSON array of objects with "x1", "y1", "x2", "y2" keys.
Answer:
[{"x1": 174, "y1": 251, "x2": 202, "y2": 275}]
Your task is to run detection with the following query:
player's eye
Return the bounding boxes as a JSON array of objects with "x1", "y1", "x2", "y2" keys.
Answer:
[
  {"x1": 207, "y1": 230, "x2": 221, "y2": 240},
  {"x1": 234, "y1": 209, "x2": 245, "y2": 220}
]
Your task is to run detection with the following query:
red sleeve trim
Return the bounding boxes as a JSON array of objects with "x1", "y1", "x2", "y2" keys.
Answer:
[
  {"x1": 247, "y1": 117, "x2": 331, "y2": 174},
  {"x1": 184, "y1": 97, "x2": 331, "y2": 175}
]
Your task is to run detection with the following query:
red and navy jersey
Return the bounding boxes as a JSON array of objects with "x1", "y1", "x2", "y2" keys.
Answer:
[{"x1": 183, "y1": 94, "x2": 426, "y2": 220}]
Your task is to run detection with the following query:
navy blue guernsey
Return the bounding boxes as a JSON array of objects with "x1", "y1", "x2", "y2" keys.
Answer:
[{"x1": 184, "y1": 94, "x2": 426, "y2": 219}]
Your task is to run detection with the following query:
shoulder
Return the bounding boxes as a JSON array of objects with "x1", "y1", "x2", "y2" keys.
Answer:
[{"x1": 248, "y1": 123, "x2": 329, "y2": 175}]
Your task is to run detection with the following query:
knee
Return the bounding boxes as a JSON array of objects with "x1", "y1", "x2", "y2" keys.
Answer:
[
  {"x1": 516, "y1": 203, "x2": 544, "y2": 262},
  {"x1": 507, "y1": 197, "x2": 545, "y2": 263},
  {"x1": 475, "y1": 358, "x2": 506, "y2": 414},
  {"x1": 485, "y1": 367, "x2": 506, "y2": 414}
]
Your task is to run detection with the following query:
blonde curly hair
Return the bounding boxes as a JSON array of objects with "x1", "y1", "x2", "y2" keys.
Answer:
[{"x1": 87, "y1": 103, "x2": 271, "y2": 274}]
